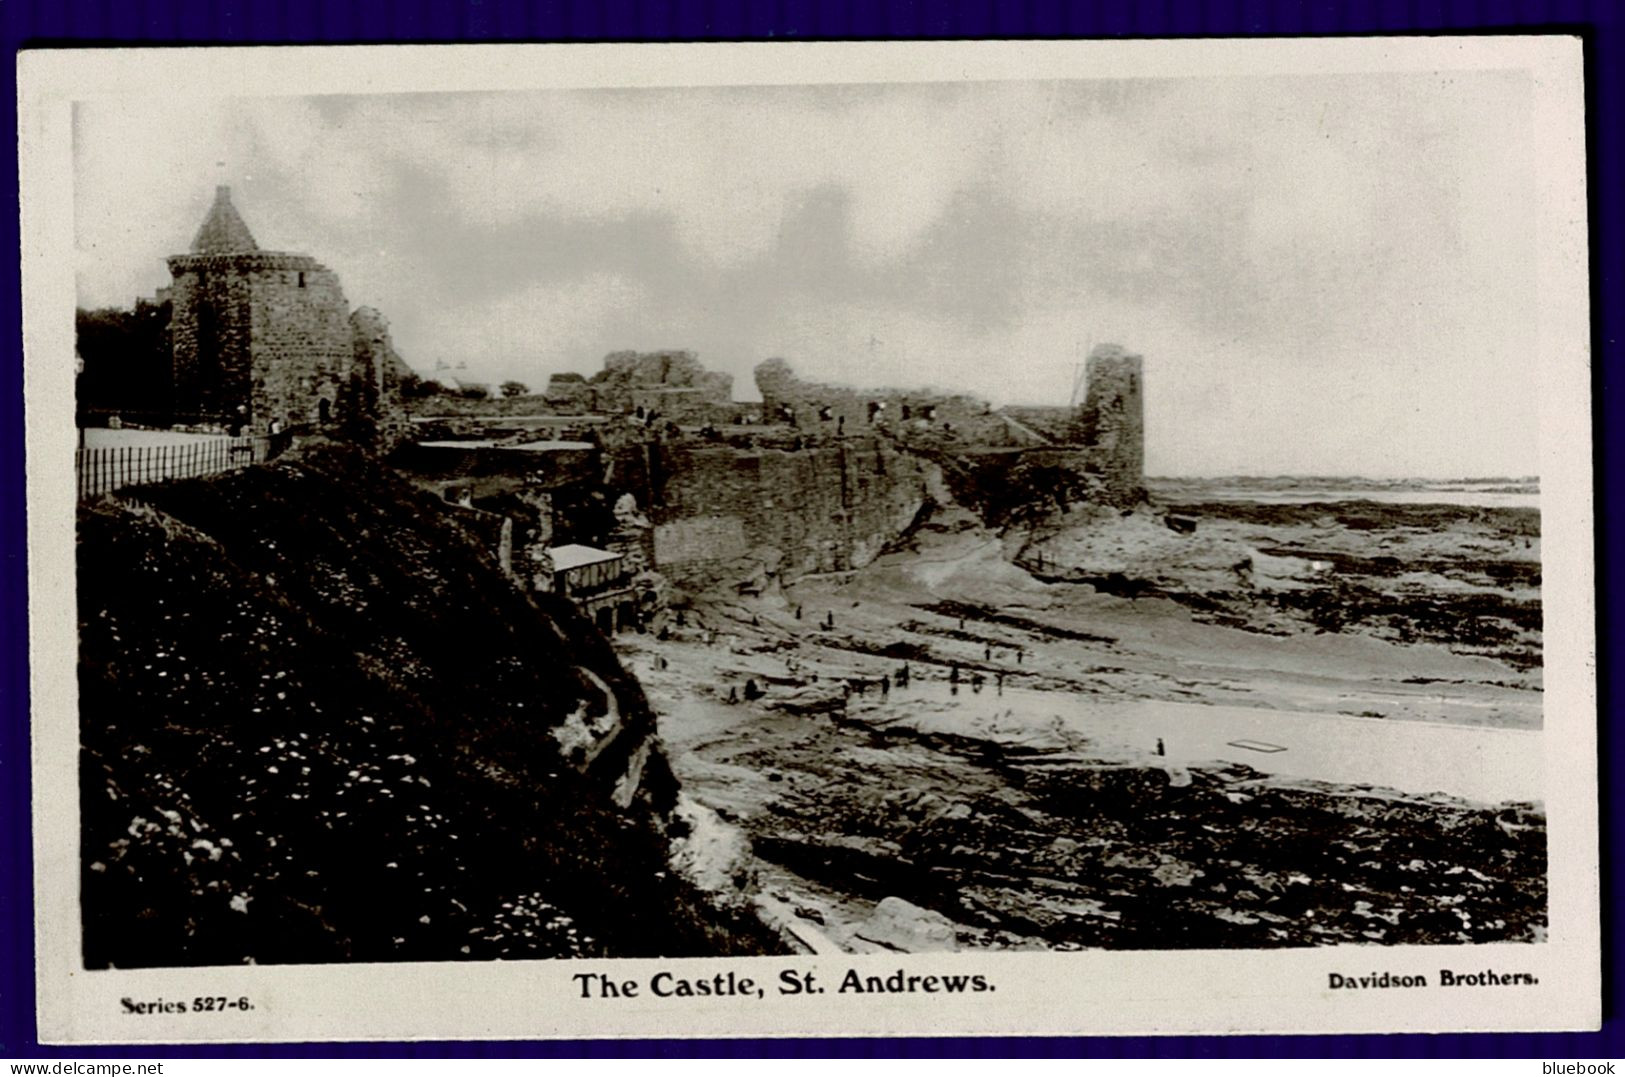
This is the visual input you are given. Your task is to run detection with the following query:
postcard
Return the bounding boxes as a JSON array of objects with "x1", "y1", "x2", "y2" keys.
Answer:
[{"x1": 19, "y1": 36, "x2": 1598, "y2": 1042}]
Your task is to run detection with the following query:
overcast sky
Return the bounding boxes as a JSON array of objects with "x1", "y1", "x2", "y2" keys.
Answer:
[{"x1": 74, "y1": 71, "x2": 1537, "y2": 477}]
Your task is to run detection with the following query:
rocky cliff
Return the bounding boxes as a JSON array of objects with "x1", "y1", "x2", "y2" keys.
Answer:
[{"x1": 77, "y1": 443, "x2": 780, "y2": 967}]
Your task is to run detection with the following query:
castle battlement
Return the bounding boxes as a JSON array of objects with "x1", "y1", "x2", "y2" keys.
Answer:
[{"x1": 166, "y1": 252, "x2": 330, "y2": 274}]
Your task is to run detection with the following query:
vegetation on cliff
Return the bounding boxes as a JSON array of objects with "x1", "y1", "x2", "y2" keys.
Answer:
[{"x1": 77, "y1": 443, "x2": 780, "y2": 968}]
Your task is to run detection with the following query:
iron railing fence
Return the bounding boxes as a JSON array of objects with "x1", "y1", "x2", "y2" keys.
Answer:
[{"x1": 76, "y1": 435, "x2": 281, "y2": 500}]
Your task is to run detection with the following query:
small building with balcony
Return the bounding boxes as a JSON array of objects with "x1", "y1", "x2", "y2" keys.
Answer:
[{"x1": 540, "y1": 543, "x2": 637, "y2": 634}]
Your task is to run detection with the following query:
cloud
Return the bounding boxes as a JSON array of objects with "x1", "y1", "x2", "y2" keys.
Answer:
[
  {"x1": 408, "y1": 272, "x2": 650, "y2": 379},
  {"x1": 72, "y1": 69, "x2": 1542, "y2": 477}
]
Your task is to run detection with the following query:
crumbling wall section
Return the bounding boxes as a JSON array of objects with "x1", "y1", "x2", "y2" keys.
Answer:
[
  {"x1": 589, "y1": 350, "x2": 734, "y2": 419},
  {"x1": 754, "y1": 358, "x2": 1011, "y2": 441},
  {"x1": 544, "y1": 373, "x2": 594, "y2": 412},
  {"x1": 648, "y1": 438, "x2": 933, "y2": 588},
  {"x1": 349, "y1": 306, "x2": 414, "y2": 450},
  {"x1": 1076, "y1": 344, "x2": 1145, "y2": 503}
]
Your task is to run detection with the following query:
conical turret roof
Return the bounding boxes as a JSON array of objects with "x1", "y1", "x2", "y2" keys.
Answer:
[{"x1": 190, "y1": 185, "x2": 259, "y2": 254}]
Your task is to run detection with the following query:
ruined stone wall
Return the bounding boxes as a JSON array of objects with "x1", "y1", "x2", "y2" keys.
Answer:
[
  {"x1": 1076, "y1": 344, "x2": 1145, "y2": 502},
  {"x1": 586, "y1": 350, "x2": 734, "y2": 416},
  {"x1": 647, "y1": 437, "x2": 933, "y2": 588},
  {"x1": 544, "y1": 373, "x2": 594, "y2": 412},
  {"x1": 247, "y1": 262, "x2": 354, "y2": 429},
  {"x1": 627, "y1": 387, "x2": 734, "y2": 424},
  {"x1": 754, "y1": 358, "x2": 1017, "y2": 443},
  {"x1": 350, "y1": 307, "x2": 414, "y2": 450},
  {"x1": 752, "y1": 351, "x2": 1147, "y2": 510}
]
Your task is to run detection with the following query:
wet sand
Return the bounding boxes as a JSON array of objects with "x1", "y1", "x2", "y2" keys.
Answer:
[{"x1": 619, "y1": 497, "x2": 1545, "y2": 952}]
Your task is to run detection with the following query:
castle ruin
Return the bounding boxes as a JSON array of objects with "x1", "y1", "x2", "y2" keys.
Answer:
[
  {"x1": 163, "y1": 186, "x2": 410, "y2": 441},
  {"x1": 1075, "y1": 343, "x2": 1145, "y2": 495}
]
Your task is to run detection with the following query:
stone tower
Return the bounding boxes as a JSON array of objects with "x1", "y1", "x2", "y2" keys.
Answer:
[
  {"x1": 166, "y1": 186, "x2": 357, "y2": 431},
  {"x1": 1077, "y1": 343, "x2": 1145, "y2": 502}
]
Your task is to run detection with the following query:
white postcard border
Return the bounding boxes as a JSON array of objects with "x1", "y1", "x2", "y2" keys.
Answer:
[{"x1": 20, "y1": 36, "x2": 1599, "y2": 1044}]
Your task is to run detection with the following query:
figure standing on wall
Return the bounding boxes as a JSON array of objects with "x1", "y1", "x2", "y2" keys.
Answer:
[
  {"x1": 984, "y1": 645, "x2": 992, "y2": 661},
  {"x1": 898, "y1": 663, "x2": 910, "y2": 688},
  {"x1": 950, "y1": 664, "x2": 960, "y2": 685},
  {"x1": 996, "y1": 671, "x2": 1004, "y2": 695},
  {"x1": 880, "y1": 675, "x2": 890, "y2": 698},
  {"x1": 727, "y1": 685, "x2": 739, "y2": 704},
  {"x1": 1156, "y1": 737, "x2": 1166, "y2": 757},
  {"x1": 744, "y1": 679, "x2": 762, "y2": 701},
  {"x1": 837, "y1": 415, "x2": 845, "y2": 436},
  {"x1": 795, "y1": 605, "x2": 803, "y2": 620}
]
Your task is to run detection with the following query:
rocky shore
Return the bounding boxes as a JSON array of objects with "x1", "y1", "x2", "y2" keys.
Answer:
[{"x1": 622, "y1": 483, "x2": 1546, "y2": 953}]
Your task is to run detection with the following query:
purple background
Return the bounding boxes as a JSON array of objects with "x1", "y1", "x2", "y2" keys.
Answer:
[{"x1": 1, "y1": 0, "x2": 1619, "y2": 1059}]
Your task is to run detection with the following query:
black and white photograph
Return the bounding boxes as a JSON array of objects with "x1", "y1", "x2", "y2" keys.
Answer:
[{"x1": 21, "y1": 38, "x2": 1599, "y2": 1041}]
